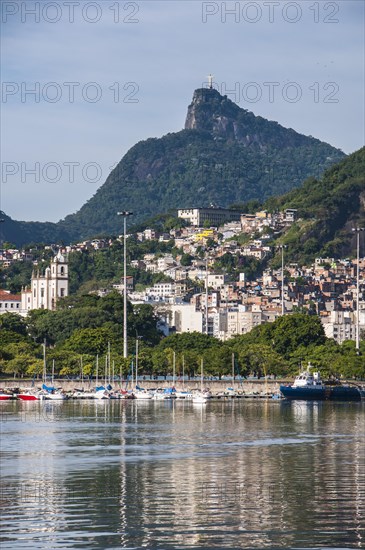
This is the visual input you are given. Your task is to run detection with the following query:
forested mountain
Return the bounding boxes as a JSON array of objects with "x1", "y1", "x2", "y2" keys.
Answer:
[
  {"x1": 265, "y1": 146, "x2": 365, "y2": 263},
  {"x1": 2, "y1": 88, "x2": 345, "y2": 246},
  {"x1": 0, "y1": 212, "x2": 73, "y2": 248}
]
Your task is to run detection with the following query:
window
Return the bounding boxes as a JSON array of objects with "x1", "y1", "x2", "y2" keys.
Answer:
[
  {"x1": 60, "y1": 266, "x2": 64, "y2": 276},
  {"x1": 60, "y1": 288, "x2": 65, "y2": 297},
  {"x1": 41, "y1": 288, "x2": 44, "y2": 298}
]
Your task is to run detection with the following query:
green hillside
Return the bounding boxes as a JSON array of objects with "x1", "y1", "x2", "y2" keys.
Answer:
[
  {"x1": 2, "y1": 88, "x2": 345, "y2": 246},
  {"x1": 265, "y1": 147, "x2": 365, "y2": 263}
]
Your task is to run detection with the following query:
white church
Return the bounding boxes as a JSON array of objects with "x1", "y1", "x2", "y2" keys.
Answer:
[{"x1": 21, "y1": 251, "x2": 69, "y2": 313}]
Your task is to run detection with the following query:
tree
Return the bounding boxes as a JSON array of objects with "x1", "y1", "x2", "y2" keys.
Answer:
[
  {"x1": 269, "y1": 314, "x2": 326, "y2": 359},
  {"x1": 234, "y1": 343, "x2": 287, "y2": 378},
  {"x1": 63, "y1": 327, "x2": 114, "y2": 355},
  {"x1": 203, "y1": 346, "x2": 232, "y2": 379},
  {"x1": 0, "y1": 342, "x2": 42, "y2": 378},
  {"x1": 180, "y1": 253, "x2": 193, "y2": 266},
  {"x1": 0, "y1": 313, "x2": 28, "y2": 337},
  {"x1": 158, "y1": 332, "x2": 219, "y2": 355},
  {"x1": 151, "y1": 349, "x2": 170, "y2": 376}
]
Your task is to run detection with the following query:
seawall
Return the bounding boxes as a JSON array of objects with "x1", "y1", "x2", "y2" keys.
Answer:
[{"x1": 1, "y1": 378, "x2": 285, "y2": 393}]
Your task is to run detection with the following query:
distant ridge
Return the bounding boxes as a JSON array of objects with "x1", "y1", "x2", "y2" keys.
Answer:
[{"x1": 2, "y1": 88, "x2": 345, "y2": 246}]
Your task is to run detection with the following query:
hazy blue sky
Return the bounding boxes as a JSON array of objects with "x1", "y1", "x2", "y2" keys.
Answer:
[{"x1": 1, "y1": 0, "x2": 364, "y2": 222}]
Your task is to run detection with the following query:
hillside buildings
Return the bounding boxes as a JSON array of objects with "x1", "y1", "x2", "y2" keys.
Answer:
[{"x1": 1, "y1": 207, "x2": 364, "y2": 347}]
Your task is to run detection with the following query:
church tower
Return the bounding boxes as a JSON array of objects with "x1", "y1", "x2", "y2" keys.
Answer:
[
  {"x1": 49, "y1": 251, "x2": 68, "y2": 310},
  {"x1": 21, "y1": 251, "x2": 69, "y2": 312}
]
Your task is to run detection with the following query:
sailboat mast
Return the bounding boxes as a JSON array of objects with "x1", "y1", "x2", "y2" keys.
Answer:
[
  {"x1": 173, "y1": 351, "x2": 176, "y2": 387},
  {"x1": 201, "y1": 358, "x2": 203, "y2": 392},
  {"x1": 232, "y1": 352, "x2": 235, "y2": 390},
  {"x1": 108, "y1": 341, "x2": 111, "y2": 385},
  {"x1": 182, "y1": 355, "x2": 185, "y2": 389},
  {"x1": 43, "y1": 339, "x2": 46, "y2": 384},
  {"x1": 135, "y1": 338, "x2": 138, "y2": 387}
]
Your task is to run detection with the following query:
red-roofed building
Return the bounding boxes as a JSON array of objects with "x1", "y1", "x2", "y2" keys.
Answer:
[{"x1": 0, "y1": 290, "x2": 22, "y2": 315}]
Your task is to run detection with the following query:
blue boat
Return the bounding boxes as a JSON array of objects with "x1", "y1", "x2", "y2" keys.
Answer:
[{"x1": 280, "y1": 366, "x2": 361, "y2": 402}]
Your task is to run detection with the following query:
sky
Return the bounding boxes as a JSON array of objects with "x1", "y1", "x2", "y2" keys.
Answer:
[{"x1": 1, "y1": 0, "x2": 364, "y2": 223}]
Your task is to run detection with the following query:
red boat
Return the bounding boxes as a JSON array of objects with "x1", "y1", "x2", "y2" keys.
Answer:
[
  {"x1": 17, "y1": 392, "x2": 44, "y2": 401},
  {"x1": 0, "y1": 392, "x2": 13, "y2": 401}
]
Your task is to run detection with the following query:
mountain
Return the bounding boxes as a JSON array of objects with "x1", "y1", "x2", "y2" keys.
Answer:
[
  {"x1": 265, "y1": 146, "x2": 365, "y2": 262},
  {"x1": 2, "y1": 88, "x2": 345, "y2": 246},
  {"x1": 0, "y1": 212, "x2": 73, "y2": 248}
]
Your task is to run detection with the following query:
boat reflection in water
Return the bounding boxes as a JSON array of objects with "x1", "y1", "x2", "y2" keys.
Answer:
[
  {"x1": 280, "y1": 364, "x2": 361, "y2": 401},
  {"x1": 1, "y1": 398, "x2": 364, "y2": 549}
]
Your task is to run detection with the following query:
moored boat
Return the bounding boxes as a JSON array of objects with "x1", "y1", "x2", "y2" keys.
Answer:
[
  {"x1": 192, "y1": 359, "x2": 212, "y2": 403},
  {"x1": 17, "y1": 391, "x2": 46, "y2": 401},
  {"x1": 42, "y1": 384, "x2": 67, "y2": 400},
  {"x1": 94, "y1": 386, "x2": 111, "y2": 400},
  {"x1": 0, "y1": 391, "x2": 14, "y2": 401},
  {"x1": 134, "y1": 386, "x2": 153, "y2": 400},
  {"x1": 192, "y1": 390, "x2": 211, "y2": 403},
  {"x1": 174, "y1": 389, "x2": 193, "y2": 399},
  {"x1": 280, "y1": 365, "x2": 361, "y2": 401}
]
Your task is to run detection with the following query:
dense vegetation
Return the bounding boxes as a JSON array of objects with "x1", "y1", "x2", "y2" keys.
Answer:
[
  {"x1": 1, "y1": 308, "x2": 364, "y2": 381},
  {"x1": 2, "y1": 88, "x2": 344, "y2": 246},
  {"x1": 265, "y1": 147, "x2": 365, "y2": 264}
]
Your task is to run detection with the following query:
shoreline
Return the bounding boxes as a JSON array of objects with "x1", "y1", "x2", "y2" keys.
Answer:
[{"x1": 0, "y1": 378, "x2": 285, "y2": 393}]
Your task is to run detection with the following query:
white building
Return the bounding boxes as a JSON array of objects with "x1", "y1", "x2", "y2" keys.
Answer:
[
  {"x1": 321, "y1": 310, "x2": 365, "y2": 344},
  {"x1": 146, "y1": 283, "x2": 175, "y2": 301},
  {"x1": 169, "y1": 304, "x2": 203, "y2": 333},
  {"x1": 21, "y1": 252, "x2": 68, "y2": 312},
  {"x1": 178, "y1": 207, "x2": 241, "y2": 227},
  {"x1": 0, "y1": 290, "x2": 22, "y2": 315}
]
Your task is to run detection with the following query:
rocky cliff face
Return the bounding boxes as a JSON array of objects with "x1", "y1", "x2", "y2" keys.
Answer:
[{"x1": 185, "y1": 88, "x2": 315, "y2": 148}]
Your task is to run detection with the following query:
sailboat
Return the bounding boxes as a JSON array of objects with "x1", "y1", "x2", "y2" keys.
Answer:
[
  {"x1": 43, "y1": 359, "x2": 67, "y2": 400},
  {"x1": 134, "y1": 340, "x2": 153, "y2": 400},
  {"x1": 192, "y1": 358, "x2": 211, "y2": 403},
  {"x1": 174, "y1": 355, "x2": 192, "y2": 399},
  {"x1": 18, "y1": 342, "x2": 64, "y2": 401},
  {"x1": 94, "y1": 352, "x2": 112, "y2": 399},
  {"x1": 225, "y1": 353, "x2": 237, "y2": 397}
]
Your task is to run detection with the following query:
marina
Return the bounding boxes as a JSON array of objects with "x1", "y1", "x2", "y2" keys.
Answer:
[{"x1": 1, "y1": 374, "x2": 364, "y2": 402}]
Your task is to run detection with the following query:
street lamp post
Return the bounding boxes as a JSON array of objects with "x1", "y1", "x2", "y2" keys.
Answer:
[
  {"x1": 205, "y1": 256, "x2": 209, "y2": 335},
  {"x1": 117, "y1": 211, "x2": 133, "y2": 358},
  {"x1": 352, "y1": 227, "x2": 364, "y2": 352},
  {"x1": 278, "y1": 245, "x2": 287, "y2": 316}
]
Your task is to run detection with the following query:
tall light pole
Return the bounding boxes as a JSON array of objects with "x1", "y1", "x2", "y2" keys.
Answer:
[
  {"x1": 352, "y1": 228, "x2": 364, "y2": 352},
  {"x1": 205, "y1": 256, "x2": 209, "y2": 335},
  {"x1": 278, "y1": 245, "x2": 287, "y2": 316},
  {"x1": 117, "y1": 211, "x2": 133, "y2": 358}
]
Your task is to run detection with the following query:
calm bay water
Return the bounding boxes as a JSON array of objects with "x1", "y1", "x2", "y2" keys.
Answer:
[{"x1": 0, "y1": 399, "x2": 364, "y2": 549}]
